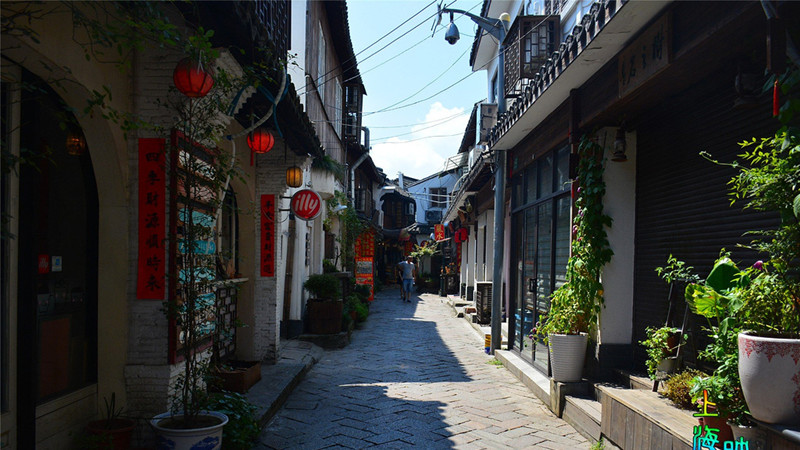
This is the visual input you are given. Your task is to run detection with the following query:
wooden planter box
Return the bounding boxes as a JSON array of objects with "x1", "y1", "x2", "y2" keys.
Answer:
[
  {"x1": 307, "y1": 299, "x2": 343, "y2": 335},
  {"x1": 212, "y1": 360, "x2": 261, "y2": 393}
]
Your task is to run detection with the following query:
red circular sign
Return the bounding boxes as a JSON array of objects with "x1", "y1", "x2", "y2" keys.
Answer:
[{"x1": 291, "y1": 189, "x2": 322, "y2": 221}]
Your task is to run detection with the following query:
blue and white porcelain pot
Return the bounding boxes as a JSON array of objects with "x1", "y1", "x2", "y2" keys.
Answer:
[{"x1": 150, "y1": 410, "x2": 228, "y2": 450}]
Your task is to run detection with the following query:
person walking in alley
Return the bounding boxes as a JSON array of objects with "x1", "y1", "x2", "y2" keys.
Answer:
[{"x1": 396, "y1": 256, "x2": 416, "y2": 302}]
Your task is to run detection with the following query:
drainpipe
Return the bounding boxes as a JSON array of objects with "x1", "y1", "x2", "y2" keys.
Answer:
[{"x1": 350, "y1": 127, "x2": 370, "y2": 204}]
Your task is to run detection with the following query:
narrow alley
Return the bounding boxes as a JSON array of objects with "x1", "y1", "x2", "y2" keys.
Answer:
[{"x1": 257, "y1": 288, "x2": 589, "y2": 449}]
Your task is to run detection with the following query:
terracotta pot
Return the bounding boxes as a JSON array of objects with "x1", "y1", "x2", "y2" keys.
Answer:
[
  {"x1": 86, "y1": 418, "x2": 135, "y2": 450},
  {"x1": 212, "y1": 360, "x2": 261, "y2": 393},
  {"x1": 738, "y1": 332, "x2": 800, "y2": 425},
  {"x1": 698, "y1": 414, "x2": 733, "y2": 447},
  {"x1": 548, "y1": 333, "x2": 587, "y2": 382}
]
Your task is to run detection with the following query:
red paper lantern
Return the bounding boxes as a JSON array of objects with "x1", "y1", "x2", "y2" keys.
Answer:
[
  {"x1": 247, "y1": 129, "x2": 274, "y2": 153},
  {"x1": 173, "y1": 58, "x2": 215, "y2": 98}
]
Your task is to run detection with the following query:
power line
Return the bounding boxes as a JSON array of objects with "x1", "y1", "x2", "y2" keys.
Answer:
[
  {"x1": 372, "y1": 132, "x2": 464, "y2": 144},
  {"x1": 295, "y1": 0, "x2": 437, "y2": 98},
  {"x1": 370, "y1": 113, "x2": 470, "y2": 142}
]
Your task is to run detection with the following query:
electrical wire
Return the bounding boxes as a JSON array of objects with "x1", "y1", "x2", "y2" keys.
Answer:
[
  {"x1": 370, "y1": 113, "x2": 470, "y2": 142},
  {"x1": 295, "y1": 0, "x2": 437, "y2": 98},
  {"x1": 372, "y1": 132, "x2": 464, "y2": 144}
]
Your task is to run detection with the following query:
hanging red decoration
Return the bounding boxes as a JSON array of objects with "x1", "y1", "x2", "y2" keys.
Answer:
[
  {"x1": 773, "y1": 79, "x2": 780, "y2": 117},
  {"x1": 173, "y1": 58, "x2": 215, "y2": 98},
  {"x1": 247, "y1": 129, "x2": 274, "y2": 165},
  {"x1": 457, "y1": 228, "x2": 468, "y2": 242},
  {"x1": 247, "y1": 129, "x2": 274, "y2": 153}
]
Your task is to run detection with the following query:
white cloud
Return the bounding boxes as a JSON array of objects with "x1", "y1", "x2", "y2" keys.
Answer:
[{"x1": 370, "y1": 102, "x2": 470, "y2": 180}]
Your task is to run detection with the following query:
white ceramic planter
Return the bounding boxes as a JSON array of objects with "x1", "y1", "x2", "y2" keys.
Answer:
[
  {"x1": 151, "y1": 411, "x2": 228, "y2": 450},
  {"x1": 548, "y1": 333, "x2": 588, "y2": 382},
  {"x1": 738, "y1": 332, "x2": 800, "y2": 425}
]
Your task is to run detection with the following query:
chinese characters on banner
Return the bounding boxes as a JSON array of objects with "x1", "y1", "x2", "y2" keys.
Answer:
[
  {"x1": 137, "y1": 138, "x2": 166, "y2": 299},
  {"x1": 434, "y1": 224, "x2": 445, "y2": 241},
  {"x1": 261, "y1": 194, "x2": 275, "y2": 277},
  {"x1": 618, "y1": 13, "x2": 671, "y2": 97},
  {"x1": 355, "y1": 229, "x2": 375, "y2": 257}
]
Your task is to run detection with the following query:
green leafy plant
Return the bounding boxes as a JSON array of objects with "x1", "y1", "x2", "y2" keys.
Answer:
[
  {"x1": 353, "y1": 301, "x2": 369, "y2": 323},
  {"x1": 640, "y1": 326, "x2": 685, "y2": 380},
  {"x1": 409, "y1": 242, "x2": 439, "y2": 260},
  {"x1": 207, "y1": 391, "x2": 260, "y2": 450},
  {"x1": 324, "y1": 191, "x2": 365, "y2": 271},
  {"x1": 303, "y1": 274, "x2": 341, "y2": 300},
  {"x1": 538, "y1": 136, "x2": 613, "y2": 340},
  {"x1": 589, "y1": 438, "x2": 605, "y2": 450},
  {"x1": 661, "y1": 369, "x2": 706, "y2": 410},
  {"x1": 322, "y1": 259, "x2": 337, "y2": 274},
  {"x1": 100, "y1": 393, "x2": 125, "y2": 427},
  {"x1": 690, "y1": 328, "x2": 748, "y2": 425},
  {"x1": 655, "y1": 255, "x2": 701, "y2": 285}
]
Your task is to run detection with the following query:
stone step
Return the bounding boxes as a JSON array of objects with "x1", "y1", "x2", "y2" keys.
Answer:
[{"x1": 563, "y1": 394, "x2": 602, "y2": 442}]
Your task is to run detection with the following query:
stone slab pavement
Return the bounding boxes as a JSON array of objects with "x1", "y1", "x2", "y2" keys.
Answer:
[{"x1": 256, "y1": 287, "x2": 589, "y2": 449}]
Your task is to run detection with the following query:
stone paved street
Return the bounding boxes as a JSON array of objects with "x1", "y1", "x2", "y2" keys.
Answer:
[{"x1": 257, "y1": 288, "x2": 589, "y2": 449}]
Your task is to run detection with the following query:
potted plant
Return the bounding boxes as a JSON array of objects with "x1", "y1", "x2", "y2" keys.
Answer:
[
  {"x1": 150, "y1": 35, "x2": 274, "y2": 446},
  {"x1": 304, "y1": 273, "x2": 343, "y2": 334},
  {"x1": 698, "y1": 67, "x2": 800, "y2": 425},
  {"x1": 640, "y1": 326, "x2": 685, "y2": 381},
  {"x1": 85, "y1": 393, "x2": 136, "y2": 450},
  {"x1": 537, "y1": 137, "x2": 613, "y2": 382}
]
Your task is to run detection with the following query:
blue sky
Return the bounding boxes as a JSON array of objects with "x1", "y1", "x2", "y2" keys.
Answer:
[{"x1": 346, "y1": 0, "x2": 487, "y2": 180}]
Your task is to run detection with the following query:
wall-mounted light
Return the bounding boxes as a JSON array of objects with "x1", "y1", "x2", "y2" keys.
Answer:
[
  {"x1": 612, "y1": 127, "x2": 627, "y2": 162},
  {"x1": 286, "y1": 166, "x2": 303, "y2": 188},
  {"x1": 66, "y1": 129, "x2": 86, "y2": 156}
]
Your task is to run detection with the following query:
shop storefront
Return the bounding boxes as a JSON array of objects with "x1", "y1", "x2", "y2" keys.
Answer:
[{"x1": 508, "y1": 145, "x2": 571, "y2": 374}]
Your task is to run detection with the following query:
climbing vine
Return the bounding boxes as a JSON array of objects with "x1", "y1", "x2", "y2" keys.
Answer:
[{"x1": 538, "y1": 136, "x2": 613, "y2": 338}]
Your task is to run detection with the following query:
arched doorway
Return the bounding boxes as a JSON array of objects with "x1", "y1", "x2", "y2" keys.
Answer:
[{"x1": 2, "y1": 68, "x2": 99, "y2": 441}]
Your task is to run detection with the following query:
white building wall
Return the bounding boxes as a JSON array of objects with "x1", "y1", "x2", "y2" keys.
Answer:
[
  {"x1": 598, "y1": 127, "x2": 636, "y2": 345},
  {"x1": 406, "y1": 171, "x2": 460, "y2": 224}
]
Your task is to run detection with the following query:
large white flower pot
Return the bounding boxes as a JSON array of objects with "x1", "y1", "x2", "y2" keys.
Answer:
[
  {"x1": 548, "y1": 333, "x2": 588, "y2": 382},
  {"x1": 151, "y1": 411, "x2": 228, "y2": 450},
  {"x1": 738, "y1": 332, "x2": 800, "y2": 425}
]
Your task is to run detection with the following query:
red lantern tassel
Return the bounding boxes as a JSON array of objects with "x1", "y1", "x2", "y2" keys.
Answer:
[{"x1": 773, "y1": 79, "x2": 780, "y2": 117}]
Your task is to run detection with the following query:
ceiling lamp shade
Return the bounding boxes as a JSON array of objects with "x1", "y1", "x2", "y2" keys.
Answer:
[
  {"x1": 65, "y1": 129, "x2": 86, "y2": 156},
  {"x1": 173, "y1": 58, "x2": 215, "y2": 98},
  {"x1": 286, "y1": 166, "x2": 303, "y2": 188}
]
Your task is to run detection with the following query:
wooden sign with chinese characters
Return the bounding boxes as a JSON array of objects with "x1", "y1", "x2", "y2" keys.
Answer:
[
  {"x1": 618, "y1": 13, "x2": 671, "y2": 97},
  {"x1": 434, "y1": 224, "x2": 445, "y2": 242},
  {"x1": 260, "y1": 194, "x2": 275, "y2": 277},
  {"x1": 137, "y1": 138, "x2": 166, "y2": 299}
]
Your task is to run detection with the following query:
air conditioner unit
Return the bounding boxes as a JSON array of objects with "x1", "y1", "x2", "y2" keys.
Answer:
[
  {"x1": 425, "y1": 210, "x2": 442, "y2": 224},
  {"x1": 478, "y1": 103, "x2": 498, "y2": 144},
  {"x1": 469, "y1": 144, "x2": 486, "y2": 168}
]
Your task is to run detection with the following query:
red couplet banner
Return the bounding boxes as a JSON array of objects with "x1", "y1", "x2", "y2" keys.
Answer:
[
  {"x1": 261, "y1": 194, "x2": 275, "y2": 277},
  {"x1": 137, "y1": 138, "x2": 166, "y2": 299}
]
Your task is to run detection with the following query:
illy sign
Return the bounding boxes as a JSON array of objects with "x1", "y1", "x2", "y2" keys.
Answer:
[{"x1": 291, "y1": 189, "x2": 322, "y2": 221}]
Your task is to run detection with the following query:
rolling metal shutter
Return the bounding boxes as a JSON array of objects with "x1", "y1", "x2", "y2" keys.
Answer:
[{"x1": 633, "y1": 74, "x2": 779, "y2": 369}]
